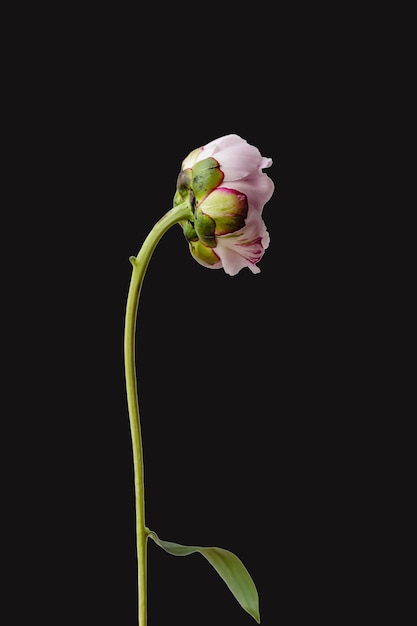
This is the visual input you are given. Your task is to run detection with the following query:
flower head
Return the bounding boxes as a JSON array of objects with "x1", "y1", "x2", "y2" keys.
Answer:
[{"x1": 174, "y1": 134, "x2": 274, "y2": 276}]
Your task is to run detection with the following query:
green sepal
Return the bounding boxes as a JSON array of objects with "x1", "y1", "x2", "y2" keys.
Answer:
[
  {"x1": 182, "y1": 220, "x2": 198, "y2": 243},
  {"x1": 199, "y1": 188, "x2": 248, "y2": 235},
  {"x1": 146, "y1": 528, "x2": 260, "y2": 623},
  {"x1": 189, "y1": 239, "x2": 220, "y2": 266},
  {"x1": 176, "y1": 169, "x2": 193, "y2": 196},
  {"x1": 191, "y1": 157, "x2": 224, "y2": 202},
  {"x1": 174, "y1": 189, "x2": 185, "y2": 207},
  {"x1": 214, "y1": 215, "x2": 246, "y2": 235},
  {"x1": 194, "y1": 211, "x2": 216, "y2": 247}
]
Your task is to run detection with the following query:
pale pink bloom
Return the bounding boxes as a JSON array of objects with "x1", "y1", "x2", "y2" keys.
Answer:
[{"x1": 178, "y1": 134, "x2": 275, "y2": 276}]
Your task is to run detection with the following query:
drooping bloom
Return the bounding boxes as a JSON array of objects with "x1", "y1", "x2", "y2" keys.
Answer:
[{"x1": 174, "y1": 134, "x2": 274, "y2": 276}]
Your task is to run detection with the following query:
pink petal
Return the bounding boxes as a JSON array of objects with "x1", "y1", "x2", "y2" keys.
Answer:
[
  {"x1": 201, "y1": 134, "x2": 272, "y2": 181},
  {"x1": 226, "y1": 172, "x2": 275, "y2": 213},
  {"x1": 201, "y1": 134, "x2": 243, "y2": 155},
  {"x1": 214, "y1": 216, "x2": 269, "y2": 276}
]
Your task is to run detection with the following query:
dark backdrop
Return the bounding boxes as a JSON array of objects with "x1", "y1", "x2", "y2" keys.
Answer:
[{"x1": 13, "y1": 7, "x2": 366, "y2": 625}]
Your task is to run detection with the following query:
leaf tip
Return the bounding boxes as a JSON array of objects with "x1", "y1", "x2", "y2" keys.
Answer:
[{"x1": 250, "y1": 607, "x2": 261, "y2": 623}]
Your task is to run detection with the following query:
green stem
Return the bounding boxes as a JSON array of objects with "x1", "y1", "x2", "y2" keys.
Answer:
[{"x1": 124, "y1": 200, "x2": 193, "y2": 626}]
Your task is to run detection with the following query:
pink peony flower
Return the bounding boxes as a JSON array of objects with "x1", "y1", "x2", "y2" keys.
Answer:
[{"x1": 174, "y1": 134, "x2": 274, "y2": 276}]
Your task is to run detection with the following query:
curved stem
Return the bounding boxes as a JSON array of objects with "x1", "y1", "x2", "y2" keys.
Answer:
[{"x1": 124, "y1": 200, "x2": 193, "y2": 626}]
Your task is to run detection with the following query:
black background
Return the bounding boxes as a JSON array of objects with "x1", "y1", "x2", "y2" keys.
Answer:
[{"x1": 7, "y1": 6, "x2": 375, "y2": 625}]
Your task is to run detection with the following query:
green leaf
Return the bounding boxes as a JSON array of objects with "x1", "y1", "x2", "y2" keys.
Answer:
[{"x1": 146, "y1": 528, "x2": 260, "y2": 623}]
